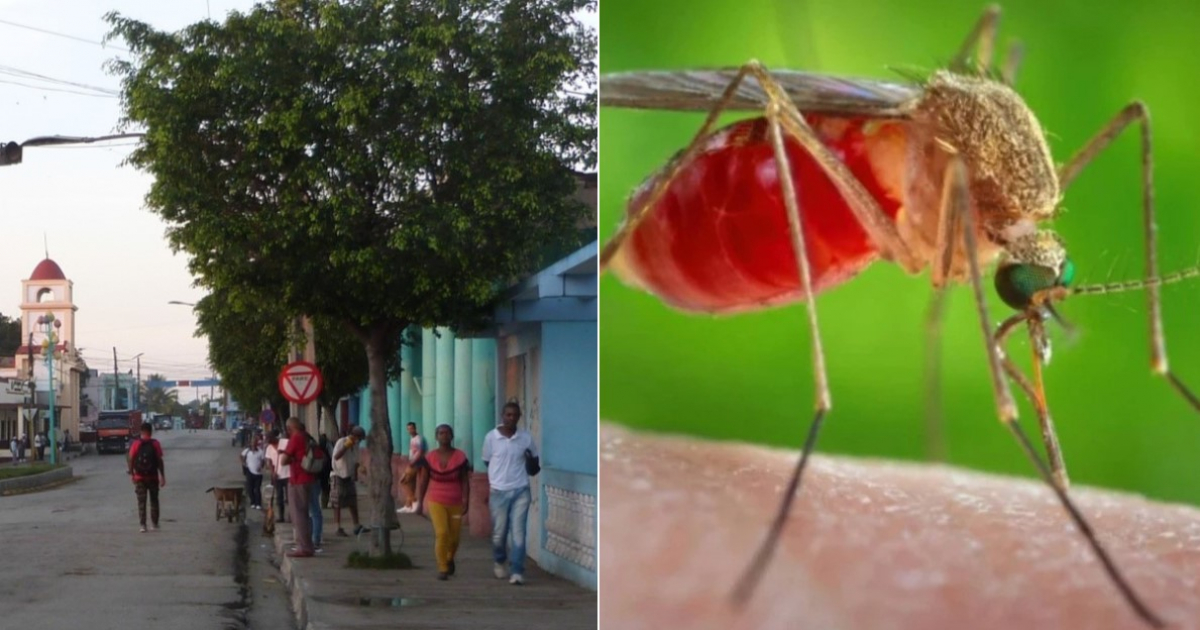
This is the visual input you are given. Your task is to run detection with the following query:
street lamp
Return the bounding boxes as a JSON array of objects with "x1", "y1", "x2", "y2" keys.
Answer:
[
  {"x1": 38, "y1": 313, "x2": 62, "y2": 466},
  {"x1": 0, "y1": 133, "x2": 145, "y2": 166}
]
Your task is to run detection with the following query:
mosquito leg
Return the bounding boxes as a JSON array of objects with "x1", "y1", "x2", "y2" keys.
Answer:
[
  {"x1": 1001, "y1": 40, "x2": 1025, "y2": 86},
  {"x1": 948, "y1": 151, "x2": 1165, "y2": 628},
  {"x1": 730, "y1": 101, "x2": 832, "y2": 608},
  {"x1": 923, "y1": 288, "x2": 949, "y2": 462},
  {"x1": 920, "y1": 152, "x2": 971, "y2": 462},
  {"x1": 1024, "y1": 320, "x2": 1070, "y2": 489},
  {"x1": 599, "y1": 64, "x2": 756, "y2": 272},
  {"x1": 741, "y1": 64, "x2": 922, "y2": 272},
  {"x1": 994, "y1": 315, "x2": 1071, "y2": 490},
  {"x1": 1058, "y1": 102, "x2": 1200, "y2": 413},
  {"x1": 950, "y1": 4, "x2": 1001, "y2": 76}
]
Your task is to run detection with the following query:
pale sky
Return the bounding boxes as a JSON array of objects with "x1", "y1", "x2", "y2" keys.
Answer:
[{"x1": 0, "y1": 1, "x2": 597, "y2": 403}]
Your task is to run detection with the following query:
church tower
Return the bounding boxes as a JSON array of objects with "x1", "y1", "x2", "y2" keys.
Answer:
[{"x1": 16, "y1": 258, "x2": 84, "y2": 442}]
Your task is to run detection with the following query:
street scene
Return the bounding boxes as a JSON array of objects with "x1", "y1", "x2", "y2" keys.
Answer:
[{"x1": 1, "y1": 0, "x2": 597, "y2": 627}]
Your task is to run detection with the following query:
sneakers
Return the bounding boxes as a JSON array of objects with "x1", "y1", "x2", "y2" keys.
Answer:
[
  {"x1": 139, "y1": 525, "x2": 147, "y2": 533},
  {"x1": 150, "y1": 523, "x2": 160, "y2": 531},
  {"x1": 509, "y1": 573, "x2": 525, "y2": 585},
  {"x1": 493, "y1": 563, "x2": 508, "y2": 579},
  {"x1": 353, "y1": 525, "x2": 369, "y2": 535},
  {"x1": 336, "y1": 528, "x2": 349, "y2": 537}
]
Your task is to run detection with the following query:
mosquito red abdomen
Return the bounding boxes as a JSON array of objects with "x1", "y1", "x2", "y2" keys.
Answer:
[{"x1": 617, "y1": 116, "x2": 903, "y2": 314}]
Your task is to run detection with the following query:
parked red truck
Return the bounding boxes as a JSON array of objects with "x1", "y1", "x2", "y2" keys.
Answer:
[{"x1": 96, "y1": 410, "x2": 141, "y2": 454}]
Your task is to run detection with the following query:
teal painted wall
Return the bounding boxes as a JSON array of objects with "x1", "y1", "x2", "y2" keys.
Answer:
[{"x1": 541, "y1": 322, "x2": 598, "y2": 476}]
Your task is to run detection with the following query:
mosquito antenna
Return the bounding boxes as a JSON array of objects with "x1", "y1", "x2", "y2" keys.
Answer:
[{"x1": 1072, "y1": 265, "x2": 1200, "y2": 297}]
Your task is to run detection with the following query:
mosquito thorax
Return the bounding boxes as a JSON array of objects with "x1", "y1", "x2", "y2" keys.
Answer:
[
  {"x1": 995, "y1": 230, "x2": 1074, "y2": 310},
  {"x1": 910, "y1": 70, "x2": 1061, "y2": 228}
]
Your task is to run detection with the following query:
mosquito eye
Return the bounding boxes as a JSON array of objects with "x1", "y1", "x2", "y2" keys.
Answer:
[
  {"x1": 1059, "y1": 258, "x2": 1076, "y2": 287},
  {"x1": 995, "y1": 264, "x2": 1059, "y2": 310}
]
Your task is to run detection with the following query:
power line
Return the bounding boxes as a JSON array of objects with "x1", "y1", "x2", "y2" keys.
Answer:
[
  {"x1": 0, "y1": 65, "x2": 121, "y2": 96},
  {"x1": 0, "y1": 18, "x2": 131, "y2": 53},
  {"x1": 0, "y1": 78, "x2": 117, "y2": 98}
]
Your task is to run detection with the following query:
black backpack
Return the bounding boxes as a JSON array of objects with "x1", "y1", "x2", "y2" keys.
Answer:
[{"x1": 133, "y1": 439, "x2": 159, "y2": 476}]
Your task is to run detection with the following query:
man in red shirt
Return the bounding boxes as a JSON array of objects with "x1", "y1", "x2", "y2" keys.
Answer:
[
  {"x1": 126, "y1": 422, "x2": 165, "y2": 533},
  {"x1": 279, "y1": 418, "x2": 316, "y2": 557}
]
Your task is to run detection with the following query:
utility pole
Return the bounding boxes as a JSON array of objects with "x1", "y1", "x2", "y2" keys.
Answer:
[
  {"x1": 135, "y1": 355, "x2": 142, "y2": 411},
  {"x1": 112, "y1": 348, "x2": 120, "y2": 410}
]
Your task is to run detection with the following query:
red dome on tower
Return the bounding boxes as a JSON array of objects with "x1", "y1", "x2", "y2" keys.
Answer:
[{"x1": 29, "y1": 258, "x2": 66, "y2": 281}]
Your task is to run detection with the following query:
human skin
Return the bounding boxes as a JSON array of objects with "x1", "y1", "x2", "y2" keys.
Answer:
[{"x1": 599, "y1": 423, "x2": 1200, "y2": 630}]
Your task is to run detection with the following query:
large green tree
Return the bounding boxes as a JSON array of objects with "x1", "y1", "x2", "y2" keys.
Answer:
[
  {"x1": 0, "y1": 312, "x2": 20, "y2": 357},
  {"x1": 107, "y1": 0, "x2": 596, "y2": 555},
  {"x1": 194, "y1": 286, "x2": 368, "y2": 432},
  {"x1": 194, "y1": 288, "x2": 291, "y2": 418}
]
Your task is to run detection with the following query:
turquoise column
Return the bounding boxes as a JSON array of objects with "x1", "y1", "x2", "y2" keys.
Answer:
[
  {"x1": 400, "y1": 334, "x2": 417, "y2": 451},
  {"x1": 453, "y1": 338, "x2": 473, "y2": 453},
  {"x1": 435, "y1": 328, "x2": 455, "y2": 438},
  {"x1": 421, "y1": 328, "x2": 437, "y2": 444},
  {"x1": 387, "y1": 374, "x2": 401, "y2": 453},
  {"x1": 471, "y1": 339, "x2": 496, "y2": 464}
]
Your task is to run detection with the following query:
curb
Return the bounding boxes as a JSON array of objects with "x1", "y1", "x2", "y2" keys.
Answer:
[
  {"x1": 0, "y1": 466, "x2": 74, "y2": 496},
  {"x1": 272, "y1": 522, "x2": 316, "y2": 630}
]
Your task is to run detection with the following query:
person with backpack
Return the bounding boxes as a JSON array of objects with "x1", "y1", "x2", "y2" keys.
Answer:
[
  {"x1": 126, "y1": 422, "x2": 165, "y2": 533},
  {"x1": 278, "y1": 418, "x2": 323, "y2": 556}
]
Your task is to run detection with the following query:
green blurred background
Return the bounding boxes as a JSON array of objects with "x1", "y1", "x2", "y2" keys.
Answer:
[{"x1": 599, "y1": 0, "x2": 1200, "y2": 506}]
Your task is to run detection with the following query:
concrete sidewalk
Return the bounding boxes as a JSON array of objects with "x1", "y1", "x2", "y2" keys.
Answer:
[{"x1": 269, "y1": 491, "x2": 597, "y2": 630}]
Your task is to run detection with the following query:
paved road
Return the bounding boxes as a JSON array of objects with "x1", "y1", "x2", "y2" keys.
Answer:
[{"x1": 0, "y1": 430, "x2": 294, "y2": 630}]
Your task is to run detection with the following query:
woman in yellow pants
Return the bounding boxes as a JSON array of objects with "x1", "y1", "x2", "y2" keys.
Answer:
[{"x1": 418, "y1": 424, "x2": 471, "y2": 580}]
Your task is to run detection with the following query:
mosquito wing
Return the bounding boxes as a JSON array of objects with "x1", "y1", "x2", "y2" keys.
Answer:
[{"x1": 600, "y1": 69, "x2": 921, "y2": 118}]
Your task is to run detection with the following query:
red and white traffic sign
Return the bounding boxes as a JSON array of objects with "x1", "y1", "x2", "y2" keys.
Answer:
[{"x1": 279, "y1": 361, "x2": 324, "y2": 405}]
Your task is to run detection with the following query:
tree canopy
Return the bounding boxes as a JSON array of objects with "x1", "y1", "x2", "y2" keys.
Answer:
[
  {"x1": 0, "y1": 312, "x2": 20, "y2": 357},
  {"x1": 106, "y1": 0, "x2": 595, "y2": 555}
]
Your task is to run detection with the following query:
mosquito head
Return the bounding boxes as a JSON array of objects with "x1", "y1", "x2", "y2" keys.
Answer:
[{"x1": 995, "y1": 230, "x2": 1074, "y2": 310}]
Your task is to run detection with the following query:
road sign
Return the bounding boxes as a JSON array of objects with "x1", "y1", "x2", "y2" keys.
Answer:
[
  {"x1": 260, "y1": 408, "x2": 276, "y2": 425},
  {"x1": 279, "y1": 361, "x2": 323, "y2": 405}
]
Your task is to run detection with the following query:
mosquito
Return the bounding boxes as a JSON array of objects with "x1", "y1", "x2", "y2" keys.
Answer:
[{"x1": 599, "y1": 5, "x2": 1200, "y2": 628}]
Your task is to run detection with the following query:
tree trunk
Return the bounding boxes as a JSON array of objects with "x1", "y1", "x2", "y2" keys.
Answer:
[
  {"x1": 365, "y1": 325, "x2": 399, "y2": 556},
  {"x1": 321, "y1": 404, "x2": 338, "y2": 438}
]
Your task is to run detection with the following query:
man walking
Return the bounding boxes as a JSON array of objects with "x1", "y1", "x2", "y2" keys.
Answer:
[
  {"x1": 126, "y1": 422, "x2": 165, "y2": 533},
  {"x1": 242, "y1": 434, "x2": 266, "y2": 510},
  {"x1": 482, "y1": 402, "x2": 538, "y2": 585},
  {"x1": 34, "y1": 432, "x2": 45, "y2": 461},
  {"x1": 331, "y1": 426, "x2": 368, "y2": 537},
  {"x1": 279, "y1": 418, "x2": 319, "y2": 557}
]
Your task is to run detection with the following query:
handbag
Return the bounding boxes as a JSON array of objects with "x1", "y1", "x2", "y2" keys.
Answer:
[{"x1": 524, "y1": 448, "x2": 541, "y2": 477}]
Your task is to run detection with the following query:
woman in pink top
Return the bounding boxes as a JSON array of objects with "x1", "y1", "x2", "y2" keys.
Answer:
[{"x1": 418, "y1": 424, "x2": 471, "y2": 580}]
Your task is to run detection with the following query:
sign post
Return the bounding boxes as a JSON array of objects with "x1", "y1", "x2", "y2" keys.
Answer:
[{"x1": 279, "y1": 361, "x2": 324, "y2": 407}]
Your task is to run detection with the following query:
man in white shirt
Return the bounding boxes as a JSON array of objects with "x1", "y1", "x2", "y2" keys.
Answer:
[
  {"x1": 482, "y1": 401, "x2": 538, "y2": 585},
  {"x1": 241, "y1": 434, "x2": 267, "y2": 509},
  {"x1": 264, "y1": 430, "x2": 290, "y2": 523},
  {"x1": 330, "y1": 427, "x2": 368, "y2": 537}
]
